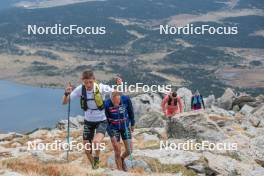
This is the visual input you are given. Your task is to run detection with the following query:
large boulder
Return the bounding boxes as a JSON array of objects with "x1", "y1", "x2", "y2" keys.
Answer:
[
  {"x1": 204, "y1": 95, "x2": 216, "y2": 108},
  {"x1": 177, "y1": 87, "x2": 193, "y2": 112},
  {"x1": 217, "y1": 88, "x2": 236, "y2": 110},
  {"x1": 233, "y1": 95, "x2": 257, "y2": 108},
  {"x1": 137, "y1": 112, "x2": 165, "y2": 128},
  {"x1": 167, "y1": 112, "x2": 227, "y2": 141},
  {"x1": 208, "y1": 105, "x2": 234, "y2": 117},
  {"x1": 131, "y1": 93, "x2": 162, "y2": 121},
  {"x1": 204, "y1": 152, "x2": 264, "y2": 176}
]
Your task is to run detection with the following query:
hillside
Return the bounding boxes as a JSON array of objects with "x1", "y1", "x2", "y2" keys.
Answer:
[
  {"x1": 1, "y1": 88, "x2": 264, "y2": 176},
  {"x1": 0, "y1": 0, "x2": 263, "y2": 96}
]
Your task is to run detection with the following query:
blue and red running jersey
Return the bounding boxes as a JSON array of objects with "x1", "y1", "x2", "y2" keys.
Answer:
[{"x1": 104, "y1": 95, "x2": 135, "y2": 129}]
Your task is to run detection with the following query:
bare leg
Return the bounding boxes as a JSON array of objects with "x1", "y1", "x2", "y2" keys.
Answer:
[
  {"x1": 111, "y1": 137, "x2": 122, "y2": 170},
  {"x1": 122, "y1": 140, "x2": 132, "y2": 159},
  {"x1": 83, "y1": 140, "x2": 93, "y2": 165},
  {"x1": 92, "y1": 133, "x2": 105, "y2": 158}
]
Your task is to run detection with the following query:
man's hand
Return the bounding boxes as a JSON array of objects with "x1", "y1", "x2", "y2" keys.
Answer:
[
  {"x1": 64, "y1": 82, "x2": 73, "y2": 96},
  {"x1": 62, "y1": 82, "x2": 74, "y2": 105}
]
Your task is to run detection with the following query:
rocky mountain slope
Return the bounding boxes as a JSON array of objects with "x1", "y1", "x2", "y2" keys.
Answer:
[{"x1": 0, "y1": 88, "x2": 264, "y2": 176}]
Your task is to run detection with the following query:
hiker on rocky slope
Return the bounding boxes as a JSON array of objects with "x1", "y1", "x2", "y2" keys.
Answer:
[
  {"x1": 62, "y1": 70, "x2": 122, "y2": 169},
  {"x1": 191, "y1": 90, "x2": 205, "y2": 111},
  {"x1": 105, "y1": 91, "x2": 135, "y2": 171},
  {"x1": 162, "y1": 91, "x2": 183, "y2": 138},
  {"x1": 162, "y1": 91, "x2": 183, "y2": 118}
]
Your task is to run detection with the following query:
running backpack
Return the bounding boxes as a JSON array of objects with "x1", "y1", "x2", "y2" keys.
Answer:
[
  {"x1": 168, "y1": 96, "x2": 178, "y2": 106},
  {"x1": 80, "y1": 82, "x2": 104, "y2": 111},
  {"x1": 192, "y1": 95, "x2": 202, "y2": 105}
]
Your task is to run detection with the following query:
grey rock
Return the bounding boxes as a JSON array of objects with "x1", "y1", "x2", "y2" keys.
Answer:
[
  {"x1": 247, "y1": 167, "x2": 264, "y2": 176},
  {"x1": 107, "y1": 155, "x2": 151, "y2": 172},
  {"x1": 210, "y1": 105, "x2": 234, "y2": 117},
  {"x1": 134, "y1": 149, "x2": 202, "y2": 166},
  {"x1": 253, "y1": 104, "x2": 264, "y2": 118},
  {"x1": 204, "y1": 152, "x2": 263, "y2": 176},
  {"x1": 56, "y1": 116, "x2": 84, "y2": 130},
  {"x1": 233, "y1": 95, "x2": 257, "y2": 108},
  {"x1": 232, "y1": 105, "x2": 240, "y2": 112},
  {"x1": 255, "y1": 95, "x2": 264, "y2": 104},
  {"x1": 249, "y1": 115, "x2": 261, "y2": 127},
  {"x1": 167, "y1": 112, "x2": 227, "y2": 141},
  {"x1": 137, "y1": 112, "x2": 165, "y2": 128},
  {"x1": 132, "y1": 93, "x2": 162, "y2": 121},
  {"x1": 204, "y1": 95, "x2": 216, "y2": 109},
  {"x1": 249, "y1": 135, "x2": 264, "y2": 167},
  {"x1": 177, "y1": 87, "x2": 193, "y2": 112},
  {"x1": 217, "y1": 88, "x2": 236, "y2": 110},
  {"x1": 134, "y1": 148, "x2": 219, "y2": 175},
  {"x1": 240, "y1": 104, "x2": 254, "y2": 116}
]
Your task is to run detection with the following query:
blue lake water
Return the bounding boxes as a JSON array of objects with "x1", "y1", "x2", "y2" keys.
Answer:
[
  {"x1": 0, "y1": 0, "x2": 19, "y2": 11},
  {"x1": 0, "y1": 80, "x2": 82, "y2": 133}
]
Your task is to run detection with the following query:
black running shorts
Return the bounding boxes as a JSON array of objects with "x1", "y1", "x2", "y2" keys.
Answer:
[
  {"x1": 83, "y1": 120, "x2": 107, "y2": 141},
  {"x1": 107, "y1": 126, "x2": 131, "y2": 142}
]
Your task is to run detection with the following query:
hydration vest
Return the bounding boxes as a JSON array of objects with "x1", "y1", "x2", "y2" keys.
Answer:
[
  {"x1": 107, "y1": 96, "x2": 130, "y2": 129},
  {"x1": 192, "y1": 95, "x2": 202, "y2": 105},
  {"x1": 80, "y1": 82, "x2": 104, "y2": 111}
]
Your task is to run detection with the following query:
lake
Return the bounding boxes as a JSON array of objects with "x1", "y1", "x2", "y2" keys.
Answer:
[{"x1": 0, "y1": 80, "x2": 82, "y2": 133}]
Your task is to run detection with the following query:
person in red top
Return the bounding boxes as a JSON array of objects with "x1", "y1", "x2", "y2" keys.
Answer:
[
  {"x1": 162, "y1": 91, "x2": 183, "y2": 118},
  {"x1": 162, "y1": 91, "x2": 183, "y2": 138}
]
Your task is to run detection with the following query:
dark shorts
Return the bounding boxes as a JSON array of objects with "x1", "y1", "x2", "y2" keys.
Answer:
[
  {"x1": 107, "y1": 126, "x2": 131, "y2": 142},
  {"x1": 83, "y1": 120, "x2": 107, "y2": 141}
]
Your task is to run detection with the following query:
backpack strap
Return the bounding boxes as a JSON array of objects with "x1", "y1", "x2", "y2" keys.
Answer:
[
  {"x1": 80, "y1": 85, "x2": 88, "y2": 111},
  {"x1": 93, "y1": 82, "x2": 104, "y2": 111},
  {"x1": 80, "y1": 84, "x2": 101, "y2": 111},
  {"x1": 168, "y1": 95, "x2": 177, "y2": 106}
]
